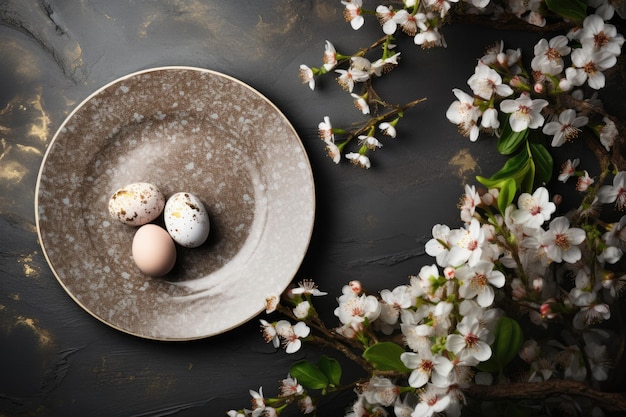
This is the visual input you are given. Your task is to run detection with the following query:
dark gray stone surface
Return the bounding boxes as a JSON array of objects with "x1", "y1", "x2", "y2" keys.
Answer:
[{"x1": 3, "y1": 1, "x2": 620, "y2": 416}]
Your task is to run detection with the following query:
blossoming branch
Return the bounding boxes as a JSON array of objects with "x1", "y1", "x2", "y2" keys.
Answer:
[{"x1": 227, "y1": 1, "x2": 626, "y2": 416}]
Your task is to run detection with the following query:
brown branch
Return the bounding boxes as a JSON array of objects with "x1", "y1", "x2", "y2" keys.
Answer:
[
  {"x1": 447, "y1": 11, "x2": 578, "y2": 33},
  {"x1": 464, "y1": 380, "x2": 626, "y2": 413},
  {"x1": 555, "y1": 90, "x2": 626, "y2": 172},
  {"x1": 308, "y1": 335, "x2": 374, "y2": 372},
  {"x1": 339, "y1": 97, "x2": 427, "y2": 148}
]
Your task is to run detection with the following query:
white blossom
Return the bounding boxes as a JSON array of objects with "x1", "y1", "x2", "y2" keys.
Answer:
[
  {"x1": 511, "y1": 187, "x2": 556, "y2": 229},
  {"x1": 376, "y1": 5, "x2": 398, "y2": 34},
  {"x1": 275, "y1": 320, "x2": 310, "y2": 353},
  {"x1": 334, "y1": 293, "x2": 381, "y2": 329},
  {"x1": 446, "y1": 89, "x2": 481, "y2": 141},
  {"x1": 531, "y1": 35, "x2": 571, "y2": 75},
  {"x1": 467, "y1": 62, "x2": 514, "y2": 100},
  {"x1": 599, "y1": 116, "x2": 618, "y2": 150},
  {"x1": 323, "y1": 40, "x2": 338, "y2": 71},
  {"x1": 558, "y1": 158, "x2": 580, "y2": 182},
  {"x1": 299, "y1": 64, "x2": 315, "y2": 90},
  {"x1": 540, "y1": 216, "x2": 586, "y2": 263},
  {"x1": 597, "y1": 171, "x2": 626, "y2": 210},
  {"x1": 579, "y1": 14, "x2": 624, "y2": 56},
  {"x1": 342, "y1": 0, "x2": 364, "y2": 30},
  {"x1": 456, "y1": 261, "x2": 505, "y2": 307},
  {"x1": 500, "y1": 93, "x2": 549, "y2": 132},
  {"x1": 401, "y1": 348, "x2": 454, "y2": 388},
  {"x1": 446, "y1": 315, "x2": 493, "y2": 363},
  {"x1": 542, "y1": 108, "x2": 588, "y2": 147},
  {"x1": 345, "y1": 152, "x2": 371, "y2": 169},
  {"x1": 568, "y1": 45, "x2": 616, "y2": 90}
]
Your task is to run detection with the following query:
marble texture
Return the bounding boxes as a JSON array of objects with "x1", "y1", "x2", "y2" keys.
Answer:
[{"x1": 36, "y1": 67, "x2": 315, "y2": 340}]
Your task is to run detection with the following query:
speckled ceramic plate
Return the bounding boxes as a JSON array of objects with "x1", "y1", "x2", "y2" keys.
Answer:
[{"x1": 35, "y1": 67, "x2": 315, "y2": 340}]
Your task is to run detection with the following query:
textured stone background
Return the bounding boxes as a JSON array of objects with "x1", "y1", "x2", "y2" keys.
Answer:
[{"x1": 2, "y1": 1, "x2": 622, "y2": 416}]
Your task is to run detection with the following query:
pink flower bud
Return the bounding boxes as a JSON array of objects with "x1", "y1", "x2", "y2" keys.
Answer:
[
  {"x1": 540, "y1": 301, "x2": 556, "y2": 318},
  {"x1": 534, "y1": 83, "x2": 543, "y2": 93},
  {"x1": 349, "y1": 280, "x2": 362, "y2": 294},
  {"x1": 532, "y1": 277, "x2": 544, "y2": 292},
  {"x1": 444, "y1": 266, "x2": 456, "y2": 280},
  {"x1": 509, "y1": 76, "x2": 524, "y2": 88}
]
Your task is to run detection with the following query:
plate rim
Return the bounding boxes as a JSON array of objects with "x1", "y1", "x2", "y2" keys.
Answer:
[{"x1": 34, "y1": 66, "x2": 316, "y2": 341}]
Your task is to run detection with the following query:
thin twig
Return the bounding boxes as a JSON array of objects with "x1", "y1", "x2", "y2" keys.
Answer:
[{"x1": 338, "y1": 97, "x2": 427, "y2": 148}]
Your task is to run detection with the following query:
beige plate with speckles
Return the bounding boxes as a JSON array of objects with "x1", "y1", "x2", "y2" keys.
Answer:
[{"x1": 35, "y1": 67, "x2": 315, "y2": 340}]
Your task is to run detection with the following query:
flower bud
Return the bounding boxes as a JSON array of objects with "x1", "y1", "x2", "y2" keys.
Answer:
[
  {"x1": 558, "y1": 77, "x2": 572, "y2": 91},
  {"x1": 444, "y1": 266, "x2": 456, "y2": 280},
  {"x1": 335, "y1": 324, "x2": 357, "y2": 339},
  {"x1": 349, "y1": 280, "x2": 363, "y2": 294},
  {"x1": 533, "y1": 82, "x2": 544, "y2": 94},
  {"x1": 511, "y1": 278, "x2": 527, "y2": 300},
  {"x1": 519, "y1": 339, "x2": 540, "y2": 363},
  {"x1": 532, "y1": 277, "x2": 544, "y2": 293},
  {"x1": 540, "y1": 300, "x2": 556, "y2": 318},
  {"x1": 350, "y1": 56, "x2": 372, "y2": 72},
  {"x1": 496, "y1": 52, "x2": 508, "y2": 67},
  {"x1": 481, "y1": 192, "x2": 495, "y2": 206},
  {"x1": 266, "y1": 295, "x2": 279, "y2": 314},
  {"x1": 293, "y1": 301, "x2": 311, "y2": 319},
  {"x1": 509, "y1": 76, "x2": 525, "y2": 88}
]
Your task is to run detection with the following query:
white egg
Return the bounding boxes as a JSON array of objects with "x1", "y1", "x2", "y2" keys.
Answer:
[
  {"x1": 164, "y1": 192, "x2": 210, "y2": 248},
  {"x1": 108, "y1": 182, "x2": 165, "y2": 226}
]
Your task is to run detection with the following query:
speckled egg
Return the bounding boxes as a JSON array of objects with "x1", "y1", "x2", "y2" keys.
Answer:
[
  {"x1": 164, "y1": 192, "x2": 210, "y2": 248},
  {"x1": 108, "y1": 182, "x2": 165, "y2": 226}
]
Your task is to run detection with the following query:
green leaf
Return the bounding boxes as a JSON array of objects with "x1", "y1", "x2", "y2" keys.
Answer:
[
  {"x1": 487, "y1": 150, "x2": 530, "y2": 182},
  {"x1": 545, "y1": 0, "x2": 587, "y2": 22},
  {"x1": 362, "y1": 342, "x2": 411, "y2": 372},
  {"x1": 497, "y1": 117, "x2": 529, "y2": 155},
  {"x1": 289, "y1": 360, "x2": 329, "y2": 390},
  {"x1": 493, "y1": 317, "x2": 524, "y2": 369},
  {"x1": 529, "y1": 142, "x2": 553, "y2": 185},
  {"x1": 476, "y1": 176, "x2": 505, "y2": 189},
  {"x1": 317, "y1": 356, "x2": 341, "y2": 387},
  {"x1": 521, "y1": 156, "x2": 536, "y2": 193},
  {"x1": 497, "y1": 178, "x2": 517, "y2": 214},
  {"x1": 476, "y1": 150, "x2": 530, "y2": 188}
]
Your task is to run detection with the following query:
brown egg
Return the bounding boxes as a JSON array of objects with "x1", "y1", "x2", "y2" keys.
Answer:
[{"x1": 131, "y1": 224, "x2": 176, "y2": 276}]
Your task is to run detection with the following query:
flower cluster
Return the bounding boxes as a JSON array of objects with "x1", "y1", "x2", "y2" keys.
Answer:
[
  {"x1": 229, "y1": 172, "x2": 625, "y2": 416},
  {"x1": 301, "y1": 0, "x2": 508, "y2": 168},
  {"x1": 474, "y1": 181, "x2": 625, "y2": 383},
  {"x1": 447, "y1": 13, "x2": 623, "y2": 150},
  {"x1": 227, "y1": 1, "x2": 626, "y2": 416},
  {"x1": 302, "y1": 2, "x2": 625, "y2": 169},
  {"x1": 302, "y1": 36, "x2": 422, "y2": 169},
  {"x1": 228, "y1": 375, "x2": 314, "y2": 417}
]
